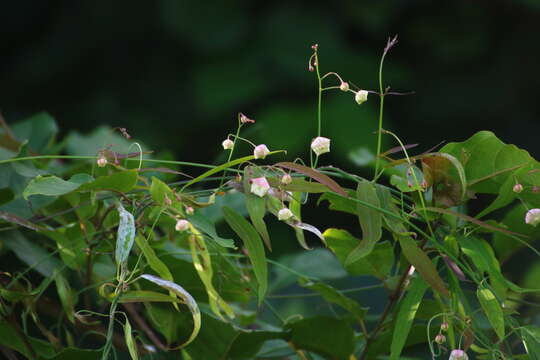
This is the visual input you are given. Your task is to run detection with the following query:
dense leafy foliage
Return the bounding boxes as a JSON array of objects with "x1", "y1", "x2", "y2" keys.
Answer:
[{"x1": 1, "y1": 42, "x2": 540, "y2": 360}]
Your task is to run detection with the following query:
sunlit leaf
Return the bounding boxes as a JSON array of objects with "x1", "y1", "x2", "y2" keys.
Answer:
[{"x1": 23, "y1": 173, "x2": 93, "y2": 199}]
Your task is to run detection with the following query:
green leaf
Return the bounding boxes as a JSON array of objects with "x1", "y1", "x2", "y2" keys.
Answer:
[
  {"x1": 12, "y1": 112, "x2": 58, "y2": 153},
  {"x1": 4, "y1": 231, "x2": 61, "y2": 277},
  {"x1": 389, "y1": 276, "x2": 428, "y2": 360},
  {"x1": 345, "y1": 181, "x2": 382, "y2": 265},
  {"x1": 324, "y1": 228, "x2": 393, "y2": 279},
  {"x1": 116, "y1": 203, "x2": 136, "y2": 266},
  {"x1": 521, "y1": 325, "x2": 540, "y2": 359},
  {"x1": 23, "y1": 173, "x2": 93, "y2": 199},
  {"x1": 390, "y1": 164, "x2": 424, "y2": 193},
  {"x1": 124, "y1": 317, "x2": 139, "y2": 360},
  {"x1": 441, "y1": 131, "x2": 534, "y2": 194},
  {"x1": 267, "y1": 177, "x2": 329, "y2": 193},
  {"x1": 421, "y1": 152, "x2": 467, "y2": 207},
  {"x1": 43, "y1": 226, "x2": 87, "y2": 270},
  {"x1": 223, "y1": 206, "x2": 267, "y2": 304},
  {"x1": 287, "y1": 316, "x2": 354, "y2": 360},
  {"x1": 140, "y1": 274, "x2": 201, "y2": 347},
  {"x1": 188, "y1": 213, "x2": 235, "y2": 248},
  {"x1": 0, "y1": 320, "x2": 56, "y2": 359},
  {"x1": 398, "y1": 235, "x2": 449, "y2": 297},
  {"x1": 79, "y1": 170, "x2": 138, "y2": 193},
  {"x1": 477, "y1": 284, "x2": 505, "y2": 340},
  {"x1": 289, "y1": 191, "x2": 309, "y2": 250},
  {"x1": 135, "y1": 234, "x2": 173, "y2": 281},
  {"x1": 119, "y1": 290, "x2": 179, "y2": 303},
  {"x1": 318, "y1": 189, "x2": 357, "y2": 215},
  {"x1": 275, "y1": 162, "x2": 348, "y2": 197},
  {"x1": 299, "y1": 279, "x2": 367, "y2": 320},
  {"x1": 55, "y1": 271, "x2": 76, "y2": 324},
  {"x1": 149, "y1": 176, "x2": 174, "y2": 205},
  {"x1": 0, "y1": 188, "x2": 14, "y2": 205}
]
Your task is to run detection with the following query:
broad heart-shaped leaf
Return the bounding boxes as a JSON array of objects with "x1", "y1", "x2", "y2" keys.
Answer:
[
  {"x1": 477, "y1": 284, "x2": 505, "y2": 340},
  {"x1": 223, "y1": 206, "x2": 268, "y2": 304},
  {"x1": 11, "y1": 112, "x2": 58, "y2": 153},
  {"x1": 115, "y1": 203, "x2": 136, "y2": 266},
  {"x1": 421, "y1": 152, "x2": 467, "y2": 207},
  {"x1": 286, "y1": 316, "x2": 354, "y2": 360},
  {"x1": 441, "y1": 130, "x2": 534, "y2": 194},
  {"x1": 324, "y1": 228, "x2": 393, "y2": 279},
  {"x1": 299, "y1": 279, "x2": 368, "y2": 321},
  {"x1": 149, "y1": 175, "x2": 175, "y2": 206},
  {"x1": 521, "y1": 325, "x2": 540, "y2": 359},
  {"x1": 398, "y1": 235, "x2": 449, "y2": 297},
  {"x1": 345, "y1": 181, "x2": 382, "y2": 265},
  {"x1": 23, "y1": 173, "x2": 93, "y2": 199},
  {"x1": 389, "y1": 276, "x2": 428, "y2": 360},
  {"x1": 275, "y1": 162, "x2": 348, "y2": 197},
  {"x1": 140, "y1": 274, "x2": 201, "y2": 347},
  {"x1": 78, "y1": 170, "x2": 138, "y2": 193},
  {"x1": 243, "y1": 166, "x2": 271, "y2": 250}
]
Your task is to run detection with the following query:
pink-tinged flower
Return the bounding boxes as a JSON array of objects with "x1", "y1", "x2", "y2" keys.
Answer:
[
  {"x1": 434, "y1": 334, "x2": 446, "y2": 344},
  {"x1": 222, "y1": 139, "x2": 234, "y2": 150},
  {"x1": 239, "y1": 113, "x2": 255, "y2": 124},
  {"x1": 526, "y1": 208, "x2": 540, "y2": 226},
  {"x1": 311, "y1": 136, "x2": 331, "y2": 156},
  {"x1": 449, "y1": 349, "x2": 468, "y2": 360},
  {"x1": 253, "y1": 144, "x2": 270, "y2": 159},
  {"x1": 278, "y1": 207, "x2": 294, "y2": 221},
  {"x1": 175, "y1": 219, "x2": 190, "y2": 232},
  {"x1": 185, "y1": 206, "x2": 194, "y2": 215},
  {"x1": 355, "y1": 90, "x2": 368, "y2": 105},
  {"x1": 97, "y1": 156, "x2": 108, "y2": 167},
  {"x1": 513, "y1": 183, "x2": 523, "y2": 193},
  {"x1": 440, "y1": 322, "x2": 449, "y2": 332},
  {"x1": 340, "y1": 82, "x2": 349, "y2": 92},
  {"x1": 250, "y1": 177, "x2": 270, "y2": 197},
  {"x1": 281, "y1": 173, "x2": 292, "y2": 185}
]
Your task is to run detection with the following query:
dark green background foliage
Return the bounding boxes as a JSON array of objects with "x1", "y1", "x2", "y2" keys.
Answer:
[{"x1": 1, "y1": 1, "x2": 540, "y2": 163}]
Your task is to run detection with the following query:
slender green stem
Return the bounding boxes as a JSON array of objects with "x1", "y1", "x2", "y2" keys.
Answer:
[
  {"x1": 101, "y1": 293, "x2": 120, "y2": 360},
  {"x1": 373, "y1": 45, "x2": 389, "y2": 181}
]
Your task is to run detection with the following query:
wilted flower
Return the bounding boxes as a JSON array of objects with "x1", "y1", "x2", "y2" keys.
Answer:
[
  {"x1": 434, "y1": 334, "x2": 446, "y2": 344},
  {"x1": 513, "y1": 183, "x2": 523, "y2": 193},
  {"x1": 175, "y1": 219, "x2": 190, "y2": 232},
  {"x1": 222, "y1": 138, "x2": 234, "y2": 150},
  {"x1": 250, "y1": 177, "x2": 270, "y2": 197},
  {"x1": 449, "y1": 349, "x2": 468, "y2": 360},
  {"x1": 355, "y1": 90, "x2": 369, "y2": 105},
  {"x1": 281, "y1": 173, "x2": 292, "y2": 185},
  {"x1": 525, "y1": 208, "x2": 540, "y2": 226},
  {"x1": 239, "y1": 113, "x2": 255, "y2": 124},
  {"x1": 340, "y1": 82, "x2": 349, "y2": 92},
  {"x1": 253, "y1": 144, "x2": 270, "y2": 159},
  {"x1": 278, "y1": 208, "x2": 294, "y2": 221},
  {"x1": 97, "y1": 156, "x2": 108, "y2": 168},
  {"x1": 311, "y1": 136, "x2": 331, "y2": 156}
]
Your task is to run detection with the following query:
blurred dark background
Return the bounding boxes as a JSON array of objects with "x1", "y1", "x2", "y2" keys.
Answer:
[{"x1": 2, "y1": 0, "x2": 540, "y2": 166}]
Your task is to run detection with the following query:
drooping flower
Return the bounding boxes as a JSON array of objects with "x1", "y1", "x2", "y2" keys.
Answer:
[
  {"x1": 253, "y1": 144, "x2": 270, "y2": 159},
  {"x1": 185, "y1": 206, "x2": 194, "y2": 215},
  {"x1": 222, "y1": 139, "x2": 234, "y2": 150},
  {"x1": 311, "y1": 136, "x2": 331, "y2": 156},
  {"x1": 281, "y1": 173, "x2": 292, "y2": 185},
  {"x1": 175, "y1": 219, "x2": 190, "y2": 232},
  {"x1": 440, "y1": 322, "x2": 449, "y2": 332},
  {"x1": 340, "y1": 82, "x2": 349, "y2": 92},
  {"x1": 525, "y1": 208, "x2": 540, "y2": 226},
  {"x1": 97, "y1": 156, "x2": 108, "y2": 167},
  {"x1": 278, "y1": 208, "x2": 294, "y2": 221},
  {"x1": 449, "y1": 349, "x2": 468, "y2": 360},
  {"x1": 355, "y1": 90, "x2": 369, "y2": 105},
  {"x1": 250, "y1": 177, "x2": 270, "y2": 197},
  {"x1": 513, "y1": 183, "x2": 523, "y2": 193},
  {"x1": 434, "y1": 334, "x2": 446, "y2": 344}
]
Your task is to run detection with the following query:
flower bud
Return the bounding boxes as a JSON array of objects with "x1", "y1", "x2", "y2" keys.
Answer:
[
  {"x1": 440, "y1": 322, "x2": 449, "y2": 332},
  {"x1": 185, "y1": 206, "x2": 194, "y2": 215},
  {"x1": 533, "y1": 185, "x2": 539, "y2": 193},
  {"x1": 250, "y1": 177, "x2": 270, "y2": 197},
  {"x1": 513, "y1": 183, "x2": 523, "y2": 193},
  {"x1": 97, "y1": 156, "x2": 108, "y2": 168},
  {"x1": 311, "y1": 136, "x2": 331, "y2": 156},
  {"x1": 222, "y1": 139, "x2": 234, "y2": 150},
  {"x1": 449, "y1": 349, "x2": 468, "y2": 360},
  {"x1": 175, "y1": 219, "x2": 190, "y2": 232},
  {"x1": 355, "y1": 90, "x2": 369, "y2": 105},
  {"x1": 278, "y1": 207, "x2": 294, "y2": 221},
  {"x1": 239, "y1": 113, "x2": 255, "y2": 124},
  {"x1": 253, "y1": 144, "x2": 270, "y2": 159},
  {"x1": 281, "y1": 173, "x2": 292, "y2": 185},
  {"x1": 340, "y1": 82, "x2": 349, "y2": 92},
  {"x1": 434, "y1": 334, "x2": 446, "y2": 344},
  {"x1": 525, "y1": 208, "x2": 540, "y2": 226}
]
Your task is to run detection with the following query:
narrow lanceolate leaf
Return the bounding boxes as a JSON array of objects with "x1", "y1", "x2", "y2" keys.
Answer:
[
  {"x1": 223, "y1": 206, "x2": 268, "y2": 304},
  {"x1": 55, "y1": 271, "x2": 76, "y2": 324},
  {"x1": 521, "y1": 326, "x2": 540, "y2": 359},
  {"x1": 119, "y1": 290, "x2": 179, "y2": 303},
  {"x1": 477, "y1": 285, "x2": 505, "y2": 340},
  {"x1": 116, "y1": 203, "x2": 136, "y2": 266},
  {"x1": 345, "y1": 181, "x2": 382, "y2": 266},
  {"x1": 389, "y1": 276, "x2": 428, "y2": 360},
  {"x1": 398, "y1": 236, "x2": 449, "y2": 297},
  {"x1": 290, "y1": 192, "x2": 310, "y2": 249},
  {"x1": 124, "y1": 317, "x2": 139, "y2": 360},
  {"x1": 275, "y1": 162, "x2": 348, "y2": 197},
  {"x1": 140, "y1": 274, "x2": 201, "y2": 347},
  {"x1": 135, "y1": 235, "x2": 173, "y2": 282}
]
